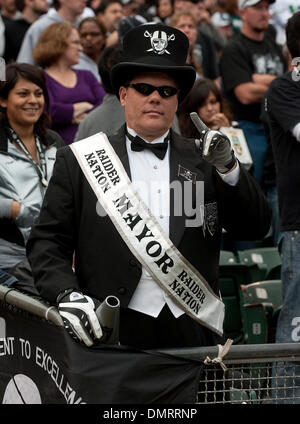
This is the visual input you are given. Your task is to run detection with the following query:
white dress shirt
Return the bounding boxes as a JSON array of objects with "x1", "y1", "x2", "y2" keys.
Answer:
[{"x1": 126, "y1": 127, "x2": 240, "y2": 318}]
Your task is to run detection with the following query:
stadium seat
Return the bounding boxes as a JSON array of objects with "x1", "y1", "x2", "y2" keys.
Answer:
[
  {"x1": 222, "y1": 295, "x2": 244, "y2": 344},
  {"x1": 218, "y1": 256, "x2": 244, "y2": 343},
  {"x1": 240, "y1": 302, "x2": 273, "y2": 344},
  {"x1": 240, "y1": 280, "x2": 282, "y2": 343},
  {"x1": 219, "y1": 250, "x2": 238, "y2": 265},
  {"x1": 218, "y1": 259, "x2": 262, "y2": 344},
  {"x1": 218, "y1": 248, "x2": 281, "y2": 344},
  {"x1": 237, "y1": 247, "x2": 282, "y2": 280},
  {"x1": 240, "y1": 280, "x2": 282, "y2": 312}
]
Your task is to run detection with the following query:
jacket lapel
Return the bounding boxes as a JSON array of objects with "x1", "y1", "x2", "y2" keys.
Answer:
[
  {"x1": 169, "y1": 131, "x2": 204, "y2": 246},
  {"x1": 108, "y1": 124, "x2": 132, "y2": 180}
]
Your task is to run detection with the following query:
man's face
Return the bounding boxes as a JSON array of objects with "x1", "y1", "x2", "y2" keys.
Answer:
[
  {"x1": 119, "y1": 72, "x2": 179, "y2": 141},
  {"x1": 157, "y1": 0, "x2": 173, "y2": 19},
  {"x1": 99, "y1": 2, "x2": 123, "y2": 33},
  {"x1": 173, "y1": 0, "x2": 195, "y2": 12},
  {"x1": 0, "y1": 0, "x2": 17, "y2": 14},
  {"x1": 241, "y1": 0, "x2": 270, "y2": 33},
  {"x1": 193, "y1": 1, "x2": 208, "y2": 24},
  {"x1": 122, "y1": 1, "x2": 139, "y2": 17},
  {"x1": 31, "y1": 0, "x2": 49, "y2": 15},
  {"x1": 62, "y1": 0, "x2": 87, "y2": 17}
]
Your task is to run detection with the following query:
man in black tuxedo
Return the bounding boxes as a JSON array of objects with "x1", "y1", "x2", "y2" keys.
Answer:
[{"x1": 27, "y1": 23, "x2": 271, "y2": 349}]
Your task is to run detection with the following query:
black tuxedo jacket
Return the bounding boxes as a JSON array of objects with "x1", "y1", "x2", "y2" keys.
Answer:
[{"x1": 27, "y1": 125, "x2": 271, "y2": 308}]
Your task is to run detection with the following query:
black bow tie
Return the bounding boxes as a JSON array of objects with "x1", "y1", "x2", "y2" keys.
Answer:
[{"x1": 127, "y1": 132, "x2": 169, "y2": 160}]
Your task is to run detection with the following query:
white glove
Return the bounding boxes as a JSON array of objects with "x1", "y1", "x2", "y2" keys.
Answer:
[
  {"x1": 190, "y1": 112, "x2": 236, "y2": 173},
  {"x1": 57, "y1": 290, "x2": 102, "y2": 347}
]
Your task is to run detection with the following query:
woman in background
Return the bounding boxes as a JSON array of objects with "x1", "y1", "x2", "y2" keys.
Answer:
[
  {"x1": 170, "y1": 11, "x2": 203, "y2": 78},
  {"x1": 75, "y1": 17, "x2": 107, "y2": 82},
  {"x1": 0, "y1": 63, "x2": 64, "y2": 272},
  {"x1": 33, "y1": 21, "x2": 105, "y2": 145},
  {"x1": 153, "y1": 0, "x2": 174, "y2": 24},
  {"x1": 178, "y1": 78, "x2": 231, "y2": 138}
]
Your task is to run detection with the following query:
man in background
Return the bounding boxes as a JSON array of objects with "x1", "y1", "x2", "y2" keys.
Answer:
[
  {"x1": 4, "y1": 0, "x2": 48, "y2": 62},
  {"x1": 220, "y1": 0, "x2": 286, "y2": 186},
  {"x1": 266, "y1": 13, "x2": 300, "y2": 401},
  {"x1": 17, "y1": 0, "x2": 88, "y2": 64},
  {"x1": 0, "y1": 0, "x2": 20, "y2": 25},
  {"x1": 95, "y1": 0, "x2": 123, "y2": 46}
]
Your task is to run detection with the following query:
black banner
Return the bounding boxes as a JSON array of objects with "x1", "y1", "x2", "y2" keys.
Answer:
[{"x1": 0, "y1": 302, "x2": 203, "y2": 404}]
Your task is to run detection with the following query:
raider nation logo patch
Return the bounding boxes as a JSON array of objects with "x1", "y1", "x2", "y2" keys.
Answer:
[{"x1": 203, "y1": 202, "x2": 218, "y2": 237}]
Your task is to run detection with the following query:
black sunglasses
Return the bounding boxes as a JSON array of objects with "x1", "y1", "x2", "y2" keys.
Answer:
[{"x1": 125, "y1": 82, "x2": 179, "y2": 98}]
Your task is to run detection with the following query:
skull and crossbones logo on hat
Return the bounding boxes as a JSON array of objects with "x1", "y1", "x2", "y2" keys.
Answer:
[{"x1": 144, "y1": 30, "x2": 175, "y2": 55}]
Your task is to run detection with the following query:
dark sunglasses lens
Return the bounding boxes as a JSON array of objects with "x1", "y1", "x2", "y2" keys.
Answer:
[
  {"x1": 135, "y1": 83, "x2": 155, "y2": 95},
  {"x1": 159, "y1": 86, "x2": 178, "y2": 98},
  {"x1": 132, "y1": 83, "x2": 178, "y2": 98}
]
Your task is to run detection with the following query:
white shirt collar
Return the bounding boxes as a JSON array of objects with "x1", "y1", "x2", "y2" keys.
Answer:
[{"x1": 127, "y1": 127, "x2": 170, "y2": 144}]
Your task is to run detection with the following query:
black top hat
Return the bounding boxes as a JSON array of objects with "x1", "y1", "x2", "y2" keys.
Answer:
[{"x1": 110, "y1": 23, "x2": 196, "y2": 103}]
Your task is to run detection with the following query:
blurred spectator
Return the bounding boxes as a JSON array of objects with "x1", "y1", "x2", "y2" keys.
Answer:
[
  {"x1": 117, "y1": 14, "x2": 147, "y2": 42},
  {"x1": 211, "y1": 0, "x2": 242, "y2": 40},
  {"x1": 0, "y1": 63, "x2": 64, "y2": 272},
  {"x1": 211, "y1": 11, "x2": 233, "y2": 39},
  {"x1": 74, "y1": 17, "x2": 106, "y2": 81},
  {"x1": 266, "y1": 12, "x2": 300, "y2": 400},
  {"x1": 219, "y1": 0, "x2": 286, "y2": 186},
  {"x1": 173, "y1": 1, "x2": 219, "y2": 79},
  {"x1": 122, "y1": 0, "x2": 140, "y2": 16},
  {"x1": 95, "y1": 0, "x2": 123, "y2": 46},
  {"x1": 170, "y1": 10, "x2": 203, "y2": 77},
  {"x1": 170, "y1": 10, "x2": 219, "y2": 81},
  {"x1": 87, "y1": 0, "x2": 102, "y2": 12},
  {"x1": 194, "y1": 0, "x2": 227, "y2": 56},
  {"x1": 177, "y1": 78, "x2": 231, "y2": 137},
  {"x1": 4, "y1": 0, "x2": 49, "y2": 63},
  {"x1": 17, "y1": 0, "x2": 88, "y2": 64},
  {"x1": 152, "y1": 0, "x2": 174, "y2": 23},
  {"x1": 0, "y1": 0, "x2": 20, "y2": 25},
  {"x1": 269, "y1": 0, "x2": 300, "y2": 46},
  {"x1": 203, "y1": 0, "x2": 216, "y2": 14},
  {"x1": 134, "y1": 0, "x2": 156, "y2": 20},
  {"x1": 75, "y1": 43, "x2": 125, "y2": 141},
  {"x1": 48, "y1": 2, "x2": 95, "y2": 19},
  {"x1": 33, "y1": 21, "x2": 105, "y2": 144}
]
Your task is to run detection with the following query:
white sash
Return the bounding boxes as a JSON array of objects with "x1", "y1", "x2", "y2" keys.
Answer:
[{"x1": 70, "y1": 133, "x2": 224, "y2": 336}]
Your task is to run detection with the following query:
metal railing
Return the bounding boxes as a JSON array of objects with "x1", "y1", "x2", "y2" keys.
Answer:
[
  {"x1": 1, "y1": 283, "x2": 300, "y2": 404},
  {"x1": 161, "y1": 343, "x2": 300, "y2": 404},
  {"x1": 197, "y1": 359, "x2": 300, "y2": 404},
  {"x1": 0, "y1": 283, "x2": 63, "y2": 326}
]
